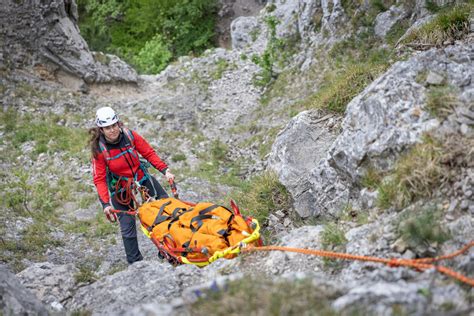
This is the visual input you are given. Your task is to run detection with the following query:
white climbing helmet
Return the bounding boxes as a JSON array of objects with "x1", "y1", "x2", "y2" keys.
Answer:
[{"x1": 95, "y1": 107, "x2": 119, "y2": 127}]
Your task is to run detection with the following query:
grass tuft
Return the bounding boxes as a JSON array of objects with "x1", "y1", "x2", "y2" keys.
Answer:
[
  {"x1": 376, "y1": 135, "x2": 451, "y2": 209},
  {"x1": 401, "y1": 4, "x2": 471, "y2": 49},
  {"x1": 397, "y1": 206, "x2": 450, "y2": 250},
  {"x1": 229, "y1": 171, "x2": 292, "y2": 224},
  {"x1": 425, "y1": 85, "x2": 459, "y2": 119},
  {"x1": 190, "y1": 276, "x2": 337, "y2": 315}
]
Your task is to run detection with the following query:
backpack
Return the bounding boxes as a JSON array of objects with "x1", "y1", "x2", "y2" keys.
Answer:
[{"x1": 138, "y1": 198, "x2": 261, "y2": 266}]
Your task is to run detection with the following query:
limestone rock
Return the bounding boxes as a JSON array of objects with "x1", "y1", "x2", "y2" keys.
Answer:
[{"x1": 0, "y1": 265, "x2": 48, "y2": 316}]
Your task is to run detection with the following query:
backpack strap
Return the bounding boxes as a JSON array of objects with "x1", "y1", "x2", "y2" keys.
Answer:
[{"x1": 98, "y1": 127, "x2": 136, "y2": 165}]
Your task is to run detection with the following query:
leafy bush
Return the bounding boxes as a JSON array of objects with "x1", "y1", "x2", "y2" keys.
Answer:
[
  {"x1": 78, "y1": 0, "x2": 218, "y2": 73},
  {"x1": 133, "y1": 34, "x2": 172, "y2": 74}
]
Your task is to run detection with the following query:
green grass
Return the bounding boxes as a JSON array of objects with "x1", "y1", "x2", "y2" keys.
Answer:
[
  {"x1": 0, "y1": 221, "x2": 64, "y2": 273},
  {"x1": 190, "y1": 276, "x2": 337, "y2": 315},
  {"x1": 321, "y1": 223, "x2": 347, "y2": 249},
  {"x1": 340, "y1": 204, "x2": 369, "y2": 226},
  {"x1": 0, "y1": 110, "x2": 88, "y2": 159},
  {"x1": 397, "y1": 206, "x2": 450, "y2": 251},
  {"x1": 401, "y1": 4, "x2": 471, "y2": 48},
  {"x1": 229, "y1": 171, "x2": 292, "y2": 224},
  {"x1": 425, "y1": 85, "x2": 459, "y2": 119},
  {"x1": 360, "y1": 166, "x2": 383, "y2": 190},
  {"x1": 305, "y1": 62, "x2": 386, "y2": 113},
  {"x1": 376, "y1": 135, "x2": 448, "y2": 210},
  {"x1": 321, "y1": 223, "x2": 347, "y2": 270}
]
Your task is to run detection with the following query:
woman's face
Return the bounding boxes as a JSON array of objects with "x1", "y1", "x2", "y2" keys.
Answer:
[{"x1": 101, "y1": 122, "x2": 120, "y2": 142}]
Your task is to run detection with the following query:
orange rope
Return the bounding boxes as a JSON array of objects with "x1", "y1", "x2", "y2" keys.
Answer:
[{"x1": 243, "y1": 242, "x2": 474, "y2": 287}]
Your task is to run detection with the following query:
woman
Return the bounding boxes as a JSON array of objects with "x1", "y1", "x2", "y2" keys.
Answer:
[{"x1": 90, "y1": 106, "x2": 175, "y2": 264}]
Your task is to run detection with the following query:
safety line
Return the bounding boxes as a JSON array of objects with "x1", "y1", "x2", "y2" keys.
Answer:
[{"x1": 243, "y1": 242, "x2": 474, "y2": 287}]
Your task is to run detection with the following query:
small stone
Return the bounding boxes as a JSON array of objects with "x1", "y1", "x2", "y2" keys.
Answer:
[
  {"x1": 447, "y1": 199, "x2": 458, "y2": 213},
  {"x1": 445, "y1": 214, "x2": 454, "y2": 221},
  {"x1": 50, "y1": 301, "x2": 64, "y2": 311},
  {"x1": 268, "y1": 214, "x2": 279, "y2": 225},
  {"x1": 426, "y1": 71, "x2": 444, "y2": 85},
  {"x1": 283, "y1": 218, "x2": 291, "y2": 227},
  {"x1": 275, "y1": 210, "x2": 285, "y2": 218},
  {"x1": 459, "y1": 200, "x2": 469, "y2": 210},
  {"x1": 402, "y1": 249, "x2": 416, "y2": 259},
  {"x1": 465, "y1": 190, "x2": 472, "y2": 198},
  {"x1": 460, "y1": 123, "x2": 470, "y2": 135},
  {"x1": 391, "y1": 238, "x2": 408, "y2": 253}
]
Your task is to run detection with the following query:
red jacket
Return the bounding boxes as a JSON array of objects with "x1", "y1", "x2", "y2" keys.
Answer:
[{"x1": 92, "y1": 129, "x2": 168, "y2": 207}]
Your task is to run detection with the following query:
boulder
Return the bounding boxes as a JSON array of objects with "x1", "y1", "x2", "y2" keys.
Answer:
[{"x1": 0, "y1": 265, "x2": 48, "y2": 316}]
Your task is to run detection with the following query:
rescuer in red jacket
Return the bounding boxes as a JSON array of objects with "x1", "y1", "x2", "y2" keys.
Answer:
[{"x1": 90, "y1": 107, "x2": 175, "y2": 264}]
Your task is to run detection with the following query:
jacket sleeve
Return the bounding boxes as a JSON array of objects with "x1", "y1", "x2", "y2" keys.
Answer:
[
  {"x1": 132, "y1": 130, "x2": 169, "y2": 174},
  {"x1": 92, "y1": 153, "x2": 111, "y2": 209}
]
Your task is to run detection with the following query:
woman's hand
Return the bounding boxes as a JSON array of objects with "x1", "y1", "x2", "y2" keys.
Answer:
[
  {"x1": 165, "y1": 170, "x2": 175, "y2": 181},
  {"x1": 103, "y1": 206, "x2": 117, "y2": 222}
]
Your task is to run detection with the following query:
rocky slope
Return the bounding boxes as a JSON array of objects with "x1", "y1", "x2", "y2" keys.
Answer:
[{"x1": 1, "y1": 0, "x2": 473, "y2": 315}]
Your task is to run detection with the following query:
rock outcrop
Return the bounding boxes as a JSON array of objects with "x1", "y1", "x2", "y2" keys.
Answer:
[
  {"x1": 0, "y1": 265, "x2": 48, "y2": 315},
  {"x1": 0, "y1": 0, "x2": 137, "y2": 86},
  {"x1": 270, "y1": 39, "x2": 474, "y2": 218}
]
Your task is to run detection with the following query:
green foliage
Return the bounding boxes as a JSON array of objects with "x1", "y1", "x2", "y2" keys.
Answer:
[
  {"x1": 385, "y1": 18, "x2": 410, "y2": 46},
  {"x1": 397, "y1": 206, "x2": 450, "y2": 249},
  {"x1": 401, "y1": 4, "x2": 471, "y2": 48},
  {"x1": 230, "y1": 171, "x2": 292, "y2": 224},
  {"x1": 132, "y1": 34, "x2": 172, "y2": 74},
  {"x1": 297, "y1": 31, "x2": 391, "y2": 113},
  {"x1": 191, "y1": 276, "x2": 336, "y2": 315},
  {"x1": 0, "y1": 221, "x2": 64, "y2": 272},
  {"x1": 211, "y1": 58, "x2": 231, "y2": 80},
  {"x1": 425, "y1": 85, "x2": 459, "y2": 119},
  {"x1": 251, "y1": 15, "x2": 300, "y2": 87},
  {"x1": 78, "y1": 0, "x2": 218, "y2": 73},
  {"x1": 340, "y1": 204, "x2": 369, "y2": 226}
]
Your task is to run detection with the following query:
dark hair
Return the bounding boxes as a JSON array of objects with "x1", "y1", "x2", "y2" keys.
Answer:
[
  {"x1": 89, "y1": 127, "x2": 101, "y2": 158},
  {"x1": 89, "y1": 121, "x2": 124, "y2": 158}
]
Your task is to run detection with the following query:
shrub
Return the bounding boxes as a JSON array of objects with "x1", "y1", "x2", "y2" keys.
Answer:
[
  {"x1": 133, "y1": 34, "x2": 172, "y2": 74},
  {"x1": 171, "y1": 153, "x2": 187, "y2": 162},
  {"x1": 78, "y1": 0, "x2": 219, "y2": 73}
]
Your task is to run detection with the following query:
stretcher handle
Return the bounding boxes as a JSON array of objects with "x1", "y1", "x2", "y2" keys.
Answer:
[{"x1": 168, "y1": 179, "x2": 179, "y2": 199}]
